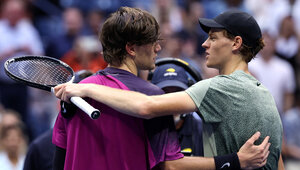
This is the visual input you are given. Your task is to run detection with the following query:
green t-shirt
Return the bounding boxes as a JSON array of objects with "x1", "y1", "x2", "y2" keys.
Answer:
[{"x1": 186, "y1": 70, "x2": 282, "y2": 170}]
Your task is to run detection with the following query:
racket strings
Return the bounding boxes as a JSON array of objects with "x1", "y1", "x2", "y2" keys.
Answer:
[{"x1": 7, "y1": 58, "x2": 73, "y2": 86}]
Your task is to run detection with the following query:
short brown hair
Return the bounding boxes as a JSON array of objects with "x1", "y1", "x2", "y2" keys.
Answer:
[
  {"x1": 99, "y1": 7, "x2": 160, "y2": 66},
  {"x1": 223, "y1": 30, "x2": 265, "y2": 63}
]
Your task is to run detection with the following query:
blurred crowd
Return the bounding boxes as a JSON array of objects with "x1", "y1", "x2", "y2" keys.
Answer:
[{"x1": 0, "y1": 0, "x2": 300, "y2": 169}]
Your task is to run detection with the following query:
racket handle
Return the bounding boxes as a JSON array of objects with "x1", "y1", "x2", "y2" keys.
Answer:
[{"x1": 70, "y1": 96, "x2": 101, "y2": 119}]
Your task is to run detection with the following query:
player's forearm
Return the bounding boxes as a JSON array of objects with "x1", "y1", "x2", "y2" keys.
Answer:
[
  {"x1": 160, "y1": 153, "x2": 244, "y2": 170},
  {"x1": 160, "y1": 157, "x2": 215, "y2": 170},
  {"x1": 85, "y1": 84, "x2": 197, "y2": 118},
  {"x1": 54, "y1": 83, "x2": 147, "y2": 118},
  {"x1": 55, "y1": 83, "x2": 195, "y2": 119},
  {"x1": 84, "y1": 84, "x2": 156, "y2": 119}
]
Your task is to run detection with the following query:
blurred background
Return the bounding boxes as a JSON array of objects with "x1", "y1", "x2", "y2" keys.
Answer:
[{"x1": 0, "y1": 0, "x2": 300, "y2": 169}]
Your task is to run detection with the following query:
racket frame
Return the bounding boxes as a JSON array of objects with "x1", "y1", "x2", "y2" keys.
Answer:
[
  {"x1": 4, "y1": 55, "x2": 74, "y2": 91},
  {"x1": 4, "y1": 55, "x2": 100, "y2": 119}
]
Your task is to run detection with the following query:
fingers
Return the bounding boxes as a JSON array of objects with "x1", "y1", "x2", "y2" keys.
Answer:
[
  {"x1": 259, "y1": 151, "x2": 269, "y2": 167},
  {"x1": 247, "y1": 131, "x2": 261, "y2": 144},
  {"x1": 263, "y1": 143, "x2": 271, "y2": 157},
  {"x1": 54, "y1": 83, "x2": 83, "y2": 103},
  {"x1": 263, "y1": 149, "x2": 270, "y2": 162},
  {"x1": 53, "y1": 85, "x2": 63, "y2": 98},
  {"x1": 261, "y1": 143, "x2": 271, "y2": 163},
  {"x1": 249, "y1": 149, "x2": 270, "y2": 169},
  {"x1": 54, "y1": 84, "x2": 70, "y2": 102},
  {"x1": 256, "y1": 141, "x2": 271, "y2": 169},
  {"x1": 260, "y1": 136, "x2": 270, "y2": 148},
  {"x1": 53, "y1": 84, "x2": 64, "y2": 95},
  {"x1": 256, "y1": 137, "x2": 270, "y2": 166}
]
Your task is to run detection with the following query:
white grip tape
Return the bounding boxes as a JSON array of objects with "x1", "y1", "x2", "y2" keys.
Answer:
[
  {"x1": 70, "y1": 97, "x2": 100, "y2": 119},
  {"x1": 71, "y1": 97, "x2": 94, "y2": 114},
  {"x1": 51, "y1": 87, "x2": 100, "y2": 119}
]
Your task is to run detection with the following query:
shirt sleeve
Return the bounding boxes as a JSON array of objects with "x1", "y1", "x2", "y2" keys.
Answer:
[
  {"x1": 185, "y1": 78, "x2": 223, "y2": 123},
  {"x1": 185, "y1": 79, "x2": 211, "y2": 110}
]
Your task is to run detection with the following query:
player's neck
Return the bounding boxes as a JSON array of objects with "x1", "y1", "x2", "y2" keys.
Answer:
[
  {"x1": 219, "y1": 56, "x2": 249, "y2": 75},
  {"x1": 109, "y1": 57, "x2": 138, "y2": 76}
]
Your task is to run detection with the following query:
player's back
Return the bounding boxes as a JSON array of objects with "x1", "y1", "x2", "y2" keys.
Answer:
[{"x1": 212, "y1": 70, "x2": 282, "y2": 170}]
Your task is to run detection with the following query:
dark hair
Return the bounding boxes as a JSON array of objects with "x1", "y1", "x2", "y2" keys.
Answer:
[
  {"x1": 222, "y1": 30, "x2": 265, "y2": 63},
  {"x1": 0, "y1": 123, "x2": 26, "y2": 140},
  {"x1": 99, "y1": 7, "x2": 160, "y2": 66}
]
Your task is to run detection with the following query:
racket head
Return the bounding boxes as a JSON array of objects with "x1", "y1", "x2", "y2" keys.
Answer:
[{"x1": 4, "y1": 55, "x2": 74, "y2": 91}]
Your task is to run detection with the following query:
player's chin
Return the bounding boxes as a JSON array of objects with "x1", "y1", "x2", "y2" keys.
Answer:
[
  {"x1": 148, "y1": 61, "x2": 156, "y2": 70},
  {"x1": 205, "y1": 61, "x2": 212, "y2": 68},
  {"x1": 140, "y1": 63, "x2": 155, "y2": 70},
  {"x1": 146, "y1": 64, "x2": 155, "y2": 70},
  {"x1": 206, "y1": 62, "x2": 216, "y2": 69}
]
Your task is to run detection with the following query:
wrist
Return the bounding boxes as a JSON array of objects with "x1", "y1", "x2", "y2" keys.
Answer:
[
  {"x1": 84, "y1": 84, "x2": 94, "y2": 98},
  {"x1": 237, "y1": 152, "x2": 246, "y2": 169},
  {"x1": 214, "y1": 153, "x2": 241, "y2": 170}
]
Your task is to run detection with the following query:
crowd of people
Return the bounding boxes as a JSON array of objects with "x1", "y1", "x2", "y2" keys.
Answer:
[{"x1": 0, "y1": 0, "x2": 300, "y2": 169}]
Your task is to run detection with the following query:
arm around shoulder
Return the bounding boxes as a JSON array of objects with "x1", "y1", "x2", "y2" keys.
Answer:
[
  {"x1": 54, "y1": 83, "x2": 197, "y2": 119},
  {"x1": 159, "y1": 156, "x2": 215, "y2": 170}
]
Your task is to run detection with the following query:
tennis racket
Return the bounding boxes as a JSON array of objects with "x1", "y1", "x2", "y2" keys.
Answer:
[{"x1": 4, "y1": 55, "x2": 100, "y2": 119}]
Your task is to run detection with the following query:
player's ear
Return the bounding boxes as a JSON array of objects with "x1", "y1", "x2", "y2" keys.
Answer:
[
  {"x1": 125, "y1": 43, "x2": 136, "y2": 56},
  {"x1": 232, "y1": 36, "x2": 243, "y2": 51}
]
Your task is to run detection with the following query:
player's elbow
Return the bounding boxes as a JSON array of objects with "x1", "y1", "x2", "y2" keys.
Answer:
[
  {"x1": 137, "y1": 99, "x2": 156, "y2": 119},
  {"x1": 138, "y1": 106, "x2": 155, "y2": 119}
]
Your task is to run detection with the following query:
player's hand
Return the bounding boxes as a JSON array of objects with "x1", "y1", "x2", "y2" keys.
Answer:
[
  {"x1": 54, "y1": 83, "x2": 88, "y2": 103},
  {"x1": 237, "y1": 131, "x2": 270, "y2": 169}
]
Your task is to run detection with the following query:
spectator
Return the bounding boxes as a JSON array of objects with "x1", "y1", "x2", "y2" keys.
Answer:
[
  {"x1": 282, "y1": 89, "x2": 300, "y2": 170},
  {"x1": 224, "y1": 0, "x2": 248, "y2": 11},
  {"x1": 23, "y1": 129, "x2": 54, "y2": 170},
  {"x1": 159, "y1": 32, "x2": 182, "y2": 59},
  {"x1": 59, "y1": 0, "x2": 122, "y2": 14},
  {"x1": 0, "y1": 123, "x2": 27, "y2": 170},
  {"x1": 275, "y1": 15, "x2": 299, "y2": 70},
  {"x1": 61, "y1": 35, "x2": 107, "y2": 73},
  {"x1": 82, "y1": 10, "x2": 105, "y2": 36},
  {"x1": 0, "y1": 109, "x2": 28, "y2": 170},
  {"x1": 0, "y1": 0, "x2": 44, "y2": 123},
  {"x1": 0, "y1": 109, "x2": 22, "y2": 130},
  {"x1": 181, "y1": 1, "x2": 207, "y2": 55},
  {"x1": 245, "y1": 0, "x2": 290, "y2": 37},
  {"x1": 157, "y1": 31, "x2": 203, "y2": 78},
  {"x1": 249, "y1": 31, "x2": 296, "y2": 115},
  {"x1": 0, "y1": 109, "x2": 27, "y2": 153},
  {"x1": 151, "y1": 63, "x2": 203, "y2": 156},
  {"x1": 150, "y1": 0, "x2": 183, "y2": 32},
  {"x1": 45, "y1": 7, "x2": 84, "y2": 59}
]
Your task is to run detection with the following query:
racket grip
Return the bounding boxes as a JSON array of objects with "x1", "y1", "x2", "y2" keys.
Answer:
[{"x1": 70, "y1": 96, "x2": 101, "y2": 119}]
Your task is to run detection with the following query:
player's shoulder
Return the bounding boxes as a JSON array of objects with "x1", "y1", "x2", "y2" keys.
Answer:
[
  {"x1": 130, "y1": 78, "x2": 165, "y2": 95},
  {"x1": 209, "y1": 71, "x2": 256, "y2": 92},
  {"x1": 78, "y1": 74, "x2": 98, "y2": 84}
]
